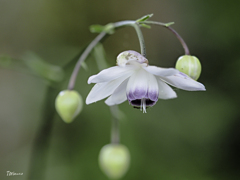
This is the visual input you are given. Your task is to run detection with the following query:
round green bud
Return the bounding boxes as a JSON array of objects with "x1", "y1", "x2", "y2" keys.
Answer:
[
  {"x1": 55, "y1": 90, "x2": 83, "y2": 123},
  {"x1": 99, "y1": 144, "x2": 130, "y2": 179},
  {"x1": 175, "y1": 55, "x2": 202, "y2": 80}
]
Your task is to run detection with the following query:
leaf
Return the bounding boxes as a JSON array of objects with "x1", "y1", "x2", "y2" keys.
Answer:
[
  {"x1": 93, "y1": 43, "x2": 109, "y2": 71},
  {"x1": 165, "y1": 22, "x2": 175, "y2": 27},
  {"x1": 103, "y1": 23, "x2": 115, "y2": 34},
  {"x1": 81, "y1": 61, "x2": 88, "y2": 71},
  {"x1": 22, "y1": 52, "x2": 64, "y2": 82},
  {"x1": 89, "y1": 23, "x2": 115, "y2": 34},
  {"x1": 140, "y1": 23, "x2": 151, "y2": 29},
  {"x1": 136, "y1": 14, "x2": 154, "y2": 22},
  {"x1": 89, "y1": 24, "x2": 105, "y2": 33}
]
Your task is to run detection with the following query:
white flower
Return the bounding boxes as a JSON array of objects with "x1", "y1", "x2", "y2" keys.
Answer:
[{"x1": 86, "y1": 50, "x2": 205, "y2": 113}]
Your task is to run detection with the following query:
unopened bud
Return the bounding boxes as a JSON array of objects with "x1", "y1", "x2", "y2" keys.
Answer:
[
  {"x1": 175, "y1": 55, "x2": 202, "y2": 80},
  {"x1": 99, "y1": 144, "x2": 130, "y2": 179},
  {"x1": 55, "y1": 90, "x2": 83, "y2": 123}
]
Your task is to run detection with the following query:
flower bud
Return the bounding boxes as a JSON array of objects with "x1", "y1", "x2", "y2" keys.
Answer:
[
  {"x1": 116, "y1": 50, "x2": 148, "y2": 67},
  {"x1": 175, "y1": 55, "x2": 202, "y2": 80},
  {"x1": 99, "y1": 144, "x2": 130, "y2": 179},
  {"x1": 55, "y1": 90, "x2": 83, "y2": 123}
]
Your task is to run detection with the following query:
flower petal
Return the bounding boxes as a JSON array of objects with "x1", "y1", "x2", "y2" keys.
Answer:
[
  {"x1": 147, "y1": 73, "x2": 159, "y2": 102},
  {"x1": 86, "y1": 74, "x2": 130, "y2": 104},
  {"x1": 126, "y1": 69, "x2": 148, "y2": 101},
  {"x1": 88, "y1": 65, "x2": 136, "y2": 84},
  {"x1": 105, "y1": 78, "x2": 129, "y2": 106},
  {"x1": 157, "y1": 79, "x2": 177, "y2": 99},
  {"x1": 160, "y1": 72, "x2": 206, "y2": 91},
  {"x1": 143, "y1": 65, "x2": 179, "y2": 77}
]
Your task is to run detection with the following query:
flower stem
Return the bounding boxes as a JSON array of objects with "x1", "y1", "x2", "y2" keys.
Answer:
[
  {"x1": 68, "y1": 20, "x2": 147, "y2": 90},
  {"x1": 167, "y1": 26, "x2": 190, "y2": 55},
  {"x1": 111, "y1": 116, "x2": 120, "y2": 144},
  {"x1": 132, "y1": 23, "x2": 147, "y2": 57},
  {"x1": 68, "y1": 32, "x2": 106, "y2": 90},
  {"x1": 110, "y1": 106, "x2": 120, "y2": 144},
  {"x1": 143, "y1": 20, "x2": 190, "y2": 55}
]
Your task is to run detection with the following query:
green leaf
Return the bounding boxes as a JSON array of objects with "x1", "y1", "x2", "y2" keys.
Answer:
[
  {"x1": 22, "y1": 52, "x2": 64, "y2": 82},
  {"x1": 103, "y1": 23, "x2": 115, "y2": 34},
  {"x1": 140, "y1": 23, "x2": 151, "y2": 29},
  {"x1": 89, "y1": 24, "x2": 105, "y2": 33},
  {"x1": 93, "y1": 43, "x2": 109, "y2": 71},
  {"x1": 165, "y1": 22, "x2": 175, "y2": 27},
  {"x1": 136, "y1": 13, "x2": 154, "y2": 22},
  {"x1": 89, "y1": 23, "x2": 115, "y2": 34},
  {"x1": 81, "y1": 61, "x2": 88, "y2": 71}
]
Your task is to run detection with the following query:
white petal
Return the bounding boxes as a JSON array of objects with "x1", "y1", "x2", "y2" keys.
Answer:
[
  {"x1": 105, "y1": 78, "x2": 129, "y2": 106},
  {"x1": 147, "y1": 73, "x2": 159, "y2": 101},
  {"x1": 160, "y1": 72, "x2": 206, "y2": 91},
  {"x1": 157, "y1": 79, "x2": 177, "y2": 99},
  {"x1": 143, "y1": 65, "x2": 179, "y2": 77},
  {"x1": 126, "y1": 69, "x2": 148, "y2": 100},
  {"x1": 86, "y1": 74, "x2": 130, "y2": 104},
  {"x1": 88, "y1": 65, "x2": 136, "y2": 84}
]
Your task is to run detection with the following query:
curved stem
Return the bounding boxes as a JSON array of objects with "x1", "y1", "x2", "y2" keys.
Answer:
[
  {"x1": 143, "y1": 20, "x2": 190, "y2": 55},
  {"x1": 68, "y1": 32, "x2": 106, "y2": 90},
  {"x1": 68, "y1": 20, "x2": 147, "y2": 90},
  {"x1": 167, "y1": 26, "x2": 190, "y2": 55},
  {"x1": 132, "y1": 23, "x2": 146, "y2": 57},
  {"x1": 114, "y1": 21, "x2": 146, "y2": 57}
]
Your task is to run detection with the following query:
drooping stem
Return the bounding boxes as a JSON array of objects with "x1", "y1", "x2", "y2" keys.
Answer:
[
  {"x1": 111, "y1": 116, "x2": 120, "y2": 144},
  {"x1": 143, "y1": 20, "x2": 190, "y2": 55},
  {"x1": 68, "y1": 20, "x2": 147, "y2": 90},
  {"x1": 167, "y1": 26, "x2": 190, "y2": 55},
  {"x1": 68, "y1": 32, "x2": 107, "y2": 90},
  {"x1": 132, "y1": 23, "x2": 147, "y2": 57},
  {"x1": 110, "y1": 106, "x2": 121, "y2": 144}
]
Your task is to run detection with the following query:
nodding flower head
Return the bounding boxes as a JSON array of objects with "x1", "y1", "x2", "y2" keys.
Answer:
[{"x1": 86, "y1": 50, "x2": 205, "y2": 113}]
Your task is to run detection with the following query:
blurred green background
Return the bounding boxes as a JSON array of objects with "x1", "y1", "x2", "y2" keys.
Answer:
[{"x1": 1, "y1": 0, "x2": 240, "y2": 180}]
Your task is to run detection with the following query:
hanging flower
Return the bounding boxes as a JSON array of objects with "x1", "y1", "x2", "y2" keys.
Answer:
[{"x1": 86, "y1": 50, "x2": 205, "y2": 112}]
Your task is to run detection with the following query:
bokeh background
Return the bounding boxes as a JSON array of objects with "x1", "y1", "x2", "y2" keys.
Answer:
[{"x1": 0, "y1": 0, "x2": 240, "y2": 180}]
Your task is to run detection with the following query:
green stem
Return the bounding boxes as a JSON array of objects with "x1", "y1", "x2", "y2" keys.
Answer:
[
  {"x1": 68, "y1": 20, "x2": 147, "y2": 90},
  {"x1": 68, "y1": 32, "x2": 107, "y2": 90},
  {"x1": 111, "y1": 117, "x2": 120, "y2": 144},
  {"x1": 132, "y1": 23, "x2": 146, "y2": 57},
  {"x1": 110, "y1": 106, "x2": 120, "y2": 144},
  {"x1": 143, "y1": 20, "x2": 190, "y2": 55}
]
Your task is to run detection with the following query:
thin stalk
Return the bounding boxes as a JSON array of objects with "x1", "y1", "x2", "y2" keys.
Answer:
[
  {"x1": 110, "y1": 106, "x2": 120, "y2": 144},
  {"x1": 143, "y1": 20, "x2": 190, "y2": 55},
  {"x1": 68, "y1": 32, "x2": 106, "y2": 90},
  {"x1": 68, "y1": 20, "x2": 147, "y2": 90},
  {"x1": 111, "y1": 117, "x2": 120, "y2": 144},
  {"x1": 167, "y1": 26, "x2": 190, "y2": 55},
  {"x1": 132, "y1": 23, "x2": 146, "y2": 57}
]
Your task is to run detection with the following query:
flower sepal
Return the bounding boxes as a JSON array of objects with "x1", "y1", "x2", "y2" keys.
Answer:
[
  {"x1": 99, "y1": 144, "x2": 130, "y2": 179},
  {"x1": 175, "y1": 55, "x2": 202, "y2": 80},
  {"x1": 55, "y1": 90, "x2": 83, "y2": 123}
]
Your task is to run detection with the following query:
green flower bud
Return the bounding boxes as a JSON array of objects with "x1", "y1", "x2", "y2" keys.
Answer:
[
  {"x1": 99, "y1": 144, "x2": 130, "y2": 180},
  {"x1": 175, "y1": 55, "x2": 202, "y2": 80},
  {"x1": 55, "y1": 90, "x2": 83, "y2": 123}
]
